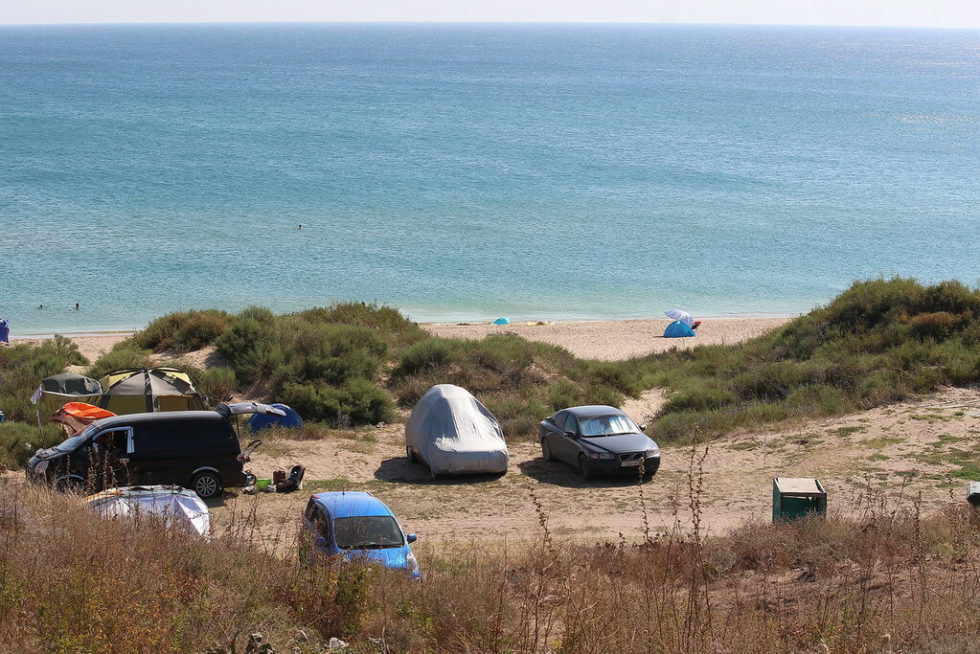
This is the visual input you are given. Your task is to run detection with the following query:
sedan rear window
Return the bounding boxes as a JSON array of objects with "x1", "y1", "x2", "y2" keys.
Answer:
[
  {"x1": 579, "y1": 414, "x2": 639, "y2": 437},
  {"x1": 334, "y1": 516, "x2": 404, "y2": 549}
]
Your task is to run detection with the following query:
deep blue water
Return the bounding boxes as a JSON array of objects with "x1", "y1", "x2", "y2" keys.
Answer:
[{"x1": 1, "y1": 23, "x2": 979, "y2": 334}]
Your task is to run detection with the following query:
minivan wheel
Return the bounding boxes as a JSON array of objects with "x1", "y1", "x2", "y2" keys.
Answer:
[{"x1": 191, "y1": 471, "x2": 222, "y2": 499}]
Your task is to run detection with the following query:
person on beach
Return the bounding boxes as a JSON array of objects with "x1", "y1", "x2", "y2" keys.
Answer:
[
  {"x1": 0, "y1": 318, "x2": 9, "y2": 345},
  {"x1": 75, "y1": 302, "x2": 80, "y2": 310}
]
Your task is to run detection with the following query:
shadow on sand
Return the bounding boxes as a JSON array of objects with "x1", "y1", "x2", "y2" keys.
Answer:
[
  {"x1": 518, "y1": 457, "x2": 652, "y2": 489},
  {"x1": 374, "y1": 456, "x2": 507, "y2": 486}
]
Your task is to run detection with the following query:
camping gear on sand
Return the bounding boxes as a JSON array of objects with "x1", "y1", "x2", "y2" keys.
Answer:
[
  {"x1": 772, "y1": 477, "x2": 827, "y2": 522},
  {"x1": 493, "y1": 317, "x2": 511, "y2": 325},
  {"x1": 52, "y1": 402, "x2": 116, "y2": 437},
  {"x1": 34, "y1": 373, "x2": 103, "y2": 407},
  {"x1": 98, "y1": 367, "x2": 206, "y2": 414},
  {"x1": 663, "y1": 321, "x2": 696, "y2": 338},
  {"x1": 405, "y1": 384, "x2": 509, "y2": 476},
  {"x1": 276, "y1": 465, "x2": 306, "y2": 493},
  {"x1": 86, "y1": 485, "x2": 211, "y2": 537},
  {"x1": 246, "y1": 403, "x2": 303, "y2": 434}
]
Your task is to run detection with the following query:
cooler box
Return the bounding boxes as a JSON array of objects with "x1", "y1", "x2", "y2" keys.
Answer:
[{"x1": 772, "y1": 477, "x2": 826, "y2": 523}]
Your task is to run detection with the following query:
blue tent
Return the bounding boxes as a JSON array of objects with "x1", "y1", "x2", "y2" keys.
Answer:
[
  {"x1": 663, "y1": 321, "x2": 696, "y2": 338},
  {"x1": 246, "y1": 403, "x2": 304, "y2": 434},
  {"x1": 493, "y1": 317, "x2": 511, "y2": 325}
]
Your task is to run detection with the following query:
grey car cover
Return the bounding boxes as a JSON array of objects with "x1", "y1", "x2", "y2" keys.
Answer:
[{"x1": 405, "y1": 384, "x2": 509, "y2": 475}]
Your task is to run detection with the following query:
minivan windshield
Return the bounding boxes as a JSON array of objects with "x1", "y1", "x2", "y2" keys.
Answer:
[
  {"x1": 579, "y1": 414, "x2": 640, "y2": 438},
  {"x1": 52, "y1": 424, "x2": 99, "y2": 453},
  {"x1": 334, "y1": 516, "x2": 404, "y2": 549}
]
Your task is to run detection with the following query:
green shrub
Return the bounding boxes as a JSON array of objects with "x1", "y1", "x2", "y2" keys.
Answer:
[
  {"x1": 296, "y1": 302, "x2": 427, "y2": 348},
  {"x1": 136, "y1": 309, "x2": 231, "y2": 352},
  {"x1": 198, "y1": 367, "x2": 237, "y2": 403},
  {"x1": 393, "y1": 338, "x2": 455, "y2": 378},
  {"x1": 280, "y1": 379, "x2": 394, "y2": 427},
  {"x1": 85, "y1": 343, "x2": 154, "y2": 381},
  {"x1": 0, "y1": 338, "x2": 89, "y2": 423},
  {"x1": 0, "y1": 421, "x2": 63, "y2": 471},
  {"x1": 662, "y1": 386, "x2": 737, "y2": 413}
]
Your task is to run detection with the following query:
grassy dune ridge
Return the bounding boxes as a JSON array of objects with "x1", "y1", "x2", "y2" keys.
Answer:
[{"x1": 4, "y1": 277, "x2": 980, "y2": 471}]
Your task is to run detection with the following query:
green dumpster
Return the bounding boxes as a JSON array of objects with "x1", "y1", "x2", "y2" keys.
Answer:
[
  {"x1": 968, "y1": 481, "x2": 980, "y2": 507},
  {"x1": 772, "y1": 477, "x2": 826, "y2": 523}
]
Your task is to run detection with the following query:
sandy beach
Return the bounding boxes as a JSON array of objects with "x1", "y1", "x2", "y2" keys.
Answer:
[{"x1": 14, "y1": 316, "x2": 792, "y2": 363}]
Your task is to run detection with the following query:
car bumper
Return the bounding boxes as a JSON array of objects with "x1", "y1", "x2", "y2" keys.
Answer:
[{"x1": 588, "y1": 455, "x2": 661, "y2": 476}]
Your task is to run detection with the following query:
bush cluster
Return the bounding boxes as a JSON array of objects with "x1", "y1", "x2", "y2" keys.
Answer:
[
  {"x1": 135, "y1": 309, "x2": 232, "y2": 353},
  {"x1": 645, "y1": 277, "x2": 980, "y2": 442}
]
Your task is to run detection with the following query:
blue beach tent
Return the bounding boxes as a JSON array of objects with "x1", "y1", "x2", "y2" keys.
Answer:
[
  {"x1": 493, "y1": 317, "x2": 511, "y2": 325},
  {"x1": 246, "y1": 403, "x2": 304, "y2": 434},
  {"x1": 663, "y1": 321, "x2": 696, "y2": 338}
]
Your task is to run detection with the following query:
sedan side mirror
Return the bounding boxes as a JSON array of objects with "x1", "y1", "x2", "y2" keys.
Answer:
[
  {"x1": 564, "y1": 430, "x2": 577, "y2": 438},
  {"x1": 639, "y1": 425, "x2": 647, "y2": 432},
  {"x1": 406, "y1": 533, "x2": 418, "y2": 543}
]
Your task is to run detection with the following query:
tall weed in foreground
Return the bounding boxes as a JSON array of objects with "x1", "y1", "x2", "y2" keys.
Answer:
[{"x1": 3, "y1": 480, "x2": 980, "y2": 652}]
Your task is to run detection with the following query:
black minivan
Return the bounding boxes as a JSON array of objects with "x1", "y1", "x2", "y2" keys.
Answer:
[{"x1": 26, "y1": 403, "x2": 279, "y2": 498}]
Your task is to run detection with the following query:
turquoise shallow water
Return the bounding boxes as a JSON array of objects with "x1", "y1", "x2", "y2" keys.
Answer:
[{"x1": 1, "y1": 23, "x2": 979, "y2": 334}]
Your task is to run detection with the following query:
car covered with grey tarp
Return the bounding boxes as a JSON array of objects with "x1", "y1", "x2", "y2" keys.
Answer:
[{"x1": 405, "y1": 385, "x2": 509, "y2": 477}]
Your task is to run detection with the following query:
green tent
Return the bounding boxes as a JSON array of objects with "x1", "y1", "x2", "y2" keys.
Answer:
[{"x1": 98, "y1": 367, "x2": 207, "y2": 415}]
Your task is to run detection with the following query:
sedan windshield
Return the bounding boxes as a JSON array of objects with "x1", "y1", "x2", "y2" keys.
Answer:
[
  {"x1": 579, "y1": 414, "x2": 639, "y2": 438},
  {"x1": 334, "y1": 516, "x2": 404, "y2": 549}
]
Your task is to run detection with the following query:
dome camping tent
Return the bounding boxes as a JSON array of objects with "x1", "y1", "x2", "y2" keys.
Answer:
[
  {"x1": 36, "y1": 372, "x2": 103, "y2": 407},
  {"x1": 98, "y1": 367, "x2": 207, "y2": 415},
  {"x1": 663, "y1": 321, "x2": 696, "y2": 338}
]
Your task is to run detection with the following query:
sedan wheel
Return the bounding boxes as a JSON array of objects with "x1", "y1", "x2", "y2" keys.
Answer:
[
  {"x1": 541, "y1": 438, "x2": 554, "y2": 462},
  {"x1": 578, "y1": 455, "x2": 594, "y2": 481}
]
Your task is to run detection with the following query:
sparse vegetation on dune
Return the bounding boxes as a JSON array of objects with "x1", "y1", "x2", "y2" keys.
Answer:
[
  {"x1": 644, "y1": 278, "x2": 980, "y2": 442},
  {"x1": 2, "y1": 478, "x2": 979, "y2": 653},
  {"x1": 4, "y1": 279, "x2": 980, "y2": 457}
]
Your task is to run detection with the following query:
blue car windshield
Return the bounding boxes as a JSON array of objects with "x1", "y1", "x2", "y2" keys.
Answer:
[
  {"x1": 579, "y1": 415, "x2": 639, "y2": 437},
  {"x1": 334, "y1": 516, "x2": 404, "y2": 549}
]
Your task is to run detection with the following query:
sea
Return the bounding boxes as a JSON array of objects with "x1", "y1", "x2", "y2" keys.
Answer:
[{"x1": 1, "y1": 23, "x2": 979, "y2": 335}]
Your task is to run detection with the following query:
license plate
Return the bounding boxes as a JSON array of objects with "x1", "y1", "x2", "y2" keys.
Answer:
[{"x1": 621, "y1": 460, "x2": 640, "y2": 467}]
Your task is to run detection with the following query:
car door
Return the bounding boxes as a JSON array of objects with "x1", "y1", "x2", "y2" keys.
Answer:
[
  {"x1": 554, "y1": 413, "x2": 580, "y2": 464},
  {"x1": 89, "y1": 426, "x2": 134, "y2": 487}
]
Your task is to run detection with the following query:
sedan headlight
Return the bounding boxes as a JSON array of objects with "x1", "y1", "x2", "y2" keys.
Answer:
[
  {"x1": 645, "y1": 447, "x2": 660, "y2": 457},
  {"x1": 589, "y1": 452, "x2": 615, "y2": 460}
]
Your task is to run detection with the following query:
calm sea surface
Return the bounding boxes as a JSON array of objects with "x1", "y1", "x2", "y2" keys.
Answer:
[{"x1": 1, "y1": 23, "x2": 979, "y2": 334}]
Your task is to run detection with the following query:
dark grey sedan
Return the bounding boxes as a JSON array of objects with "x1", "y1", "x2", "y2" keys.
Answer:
[{"x1": 539, "y1": 406, "x2": 661, "y2": 480}]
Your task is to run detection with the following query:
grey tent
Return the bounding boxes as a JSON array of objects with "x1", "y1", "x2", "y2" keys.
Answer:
[
  {"x1": 98, "y1": 367, "x2": 207, "y2": 415},
  {"x1": 37, "y1": 373, "x2": 103, "y2": 406},
  {"x1": 405, "y1": 384, "x2": 509, "y2": 476}
]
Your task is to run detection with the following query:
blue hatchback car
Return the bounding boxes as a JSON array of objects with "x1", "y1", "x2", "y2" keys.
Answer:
[{"x1": 302, "y1": 491, "x2": 420, "y2": 579}]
